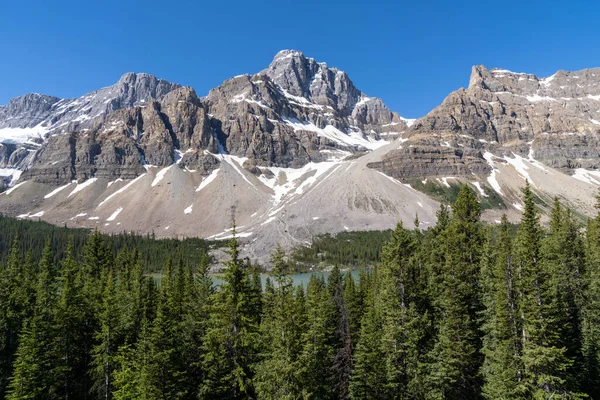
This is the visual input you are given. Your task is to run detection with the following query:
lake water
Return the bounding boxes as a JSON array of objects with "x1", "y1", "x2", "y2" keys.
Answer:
[
  {"x1": 211, "y1": 270, "x2": 365, "y2": 289},
  {"x1": 153, "y1": 270, "x2": 365, "y2": 289}
]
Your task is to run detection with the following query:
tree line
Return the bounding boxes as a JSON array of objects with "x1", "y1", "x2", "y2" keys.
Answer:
[
  {"x1": 291, "y1": 230, "x2": 393, "y2": 269},
  {"x1": 1, "y1": 182, "x2": 600, "y2": 399},
  {"x1": 0, "y1": 215, "x2": 218, "y2": 273}
]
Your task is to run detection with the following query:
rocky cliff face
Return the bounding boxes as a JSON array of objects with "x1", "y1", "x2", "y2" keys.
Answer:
[
  {"x1": 4, "y1": 55, "x2": 600, "y2": 261},
  {"x1": 21, "y1": 87, "x2": 220, "y2": 185},
  {"x1": 0, "y1": 72, "x2": 180, "y2": 133},
  {"x1": 203, "y1": 50, "x2": 409, "y2": 167},
  {"x1": 1, "y1": 51, "x2": 408, "y2": 185},
  {"x1": 369, "y1": 65, "x2": 600, "y2": 180},
  {"x1": 4, "y1": 58, "x2": 600, "y2": 193},
  {"x1": 0, "y1": 73, "x2": 181, "y2": 183}
]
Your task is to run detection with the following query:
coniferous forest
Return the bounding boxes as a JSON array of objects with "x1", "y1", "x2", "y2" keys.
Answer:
[{"x1": 2, "y1": 183, "x2": 600, "y2": 399}]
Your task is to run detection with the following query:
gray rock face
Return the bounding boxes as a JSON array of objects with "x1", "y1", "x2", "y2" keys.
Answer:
[
  {"x1": 0, "y1": 73, "x2": 180, "y2": 134},
  {"x1": 2, "y1": 51, "x2": 409, "y2": 185},
  {"x1": 370, "y1": 65, "x2": 600, "y2": 179},
  {"x1": 204, "y1": 51, "x2": 410, "y2": 167},
  {"x1": 263, "y1": 50, "x2": 362, "y2": 116},
  {"x1": 0, "y1": 93, "x2": 61, "y2": 128},
  {"x1": 0, "y1": 73, "x2": 181, "y2": 175},
  {"x1": 22, "y1": 87, "x2": 218, "y2": 184}
]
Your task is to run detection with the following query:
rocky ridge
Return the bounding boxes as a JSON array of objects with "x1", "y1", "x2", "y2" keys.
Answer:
[
  {"x1": 1, "y1": 50, "x2": 409, "y2": 187},
  {"x1": 369, "y1": 65, "x2": 600, "y2": 181},
  {"x1": 2, "y1": 54, "x2": 600, "y2": 261}
]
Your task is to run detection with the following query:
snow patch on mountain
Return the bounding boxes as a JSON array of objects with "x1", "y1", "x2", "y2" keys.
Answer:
[
  {"x1": 68, "y1": 178, "x2": 98, "y2": 197},
  {"x1": 0, "y1": 124, "x2": 49, "y2": 144},
  {"x1": 282, "y1": 117, "x2": 386, "y2": 150},
  {"x1": 196, "y1": 168, "x2": 220, "y2": 192},
  {"x1": 107, "y1": 207, "x2": 123, "y2": 221},
  {"x1": 44, "y1": 182, "x2": 72, "y2": 199}
]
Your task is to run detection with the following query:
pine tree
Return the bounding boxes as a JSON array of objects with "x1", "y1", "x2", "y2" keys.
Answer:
[
  {"x1": 541, "y1": 199, "x2": 586, "y2": 391},
  {"x1": 53, "y1": 241, "x2": 91, "y2": 398},
  {"x1": 7, "y1": 240, "x2": 58, "y2": 399},
  {"x1": 91, "y1": 269, "x2": 120, "y2": 400},
  {"x1": 480, "y1": 215, "x2": 523, "y2": 398},
  {"x1": 145, "y1": 298, "x2": 182, "y2": 399},
  {"x1": 582, "y1": 191, "x2": 600, "y2": 397},
  {"x1": 179, "y1": 254, "x2": 212, "y2": 398},
  {"x1": 344, "y1": 270, "x2": 362, "y2": 349},
  {"x1": 255, "y1": 245, "x2": 304, "y2": 399},
  {"x1": 328, "y1": 265, "x2": 353, "y2": 399},
  {"x1": 515, "y1": 183, "x2": 582, "y2": 398},
  {"x1": 112, "y1": 316, "x2": 156, "y2": 400},
  {"x1": 298, "y1": 274, "x2": 336, "y2": 399},
  {"x1": 350, "y1": 298, "x2": 386, "y2": 400},
  {"x1": 377, "y1": 221, "x2": 427, "y2": 398},
  {"x1": 426, "y1": 185, "x2": 484, "y2": 399},
  {"x1": 199, "y1": 223, "x2": 259, "y2": 399},
  {"x1": 0, "y1": 235, "x2": 29, "y2": 396}
]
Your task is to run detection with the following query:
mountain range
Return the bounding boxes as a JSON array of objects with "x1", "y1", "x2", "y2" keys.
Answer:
[{"x1": 1, "y1": 50, "x2": 599, "y2": 261}]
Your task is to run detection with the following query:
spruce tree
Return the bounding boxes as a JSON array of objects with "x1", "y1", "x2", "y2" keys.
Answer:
[
  {"x1": 350, "y1": 299, "x2": 386, "y2": 399},
  {"x1": 53, "y1": 241, "x2": 91, "y2": 398},
  {"x1": 582, "y1": 191, "x2": 600, "y2": 397},
  {"x1": 426, "y1": 185, "x2": 484, "y2": 399},
  {"x1": 480, "y1": 215, "x2": 523, "y2": 399},
  {"x1": 255, "y1": 245, "x2": 304, "y2": 399},
  {"x1": 378, "y1": 221, "x2": 426, "y2": 398},
  {"x1": 199, "y1": 223, "x2": 259, "y2": 399},
  {"x1": 328, "y1": 265, "x2": 353, "y2": 399},
  {"x1": 6, "y1": 241, "x2": 58, "y2": 399},
  {"x1": 515, "y1": 182, "x2": 581, "y2": 398},
  {"x1": 91, "y1": 269, "x2": 119, "y2": 400},
  {"x1": 0, "y1": 235, "x2": 27, "y2": 396},
  {"x1": 541, "y1": 199, "x2": 585, "y2": 391},
  {"x1": 298, "y1": 275, "x2": 335, "y2": 399}
]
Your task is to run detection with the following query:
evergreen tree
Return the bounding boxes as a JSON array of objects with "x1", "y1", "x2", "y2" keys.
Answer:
[
  {"x1": 6, "y1": 241, "x2": 58, "y2": 399},
  {"x1": 199, "y1": 224, "x2": 259, "y2": 399},
  {"x1": 350, "y1": 298, "x2": 386, "y2": 400},
  {"x1": 299, "y1": 275, "x2": 336, "y2": 399},
  {"x1": 378, "y1": 221, "x2": 427, "y2": 398},
  {"x1": 53, "y1": 241, "x2": 91, "y2": 398},
  {"x1": 515, "y1": 183, "x2": 581, "y2": 398},
  {"x1": 91, "y1": 269, "x2": 119, "y2": 400},
  {"x1": 582, "y1": 191, "x2": 600, "y2": 397},
  {"x1": 480, "y1": 215, "x2": 523, "y2": 399},
  {"x1": 255, "y1": 245, "x2": 304, "y2": 399},
  {"x1": 0, "y1": 236, "x2": 27, "y2": 396},
  {"x1": 541, "y1": 199, "x2": 585, "y2": 391},
  {"x1": 426, "y1": 185, "x2": 484, "y2": 399},
  {"x1": 344, "y1": 270, "x2": 362, "y2": 350},
  {"x1": 328, "y1": 265, "x2": 353, "y2": 399}
]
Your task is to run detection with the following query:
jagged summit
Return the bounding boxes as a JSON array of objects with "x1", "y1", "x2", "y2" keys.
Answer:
[{"x1": 2, "y1": 57, "x2": 600, "y2": 261}]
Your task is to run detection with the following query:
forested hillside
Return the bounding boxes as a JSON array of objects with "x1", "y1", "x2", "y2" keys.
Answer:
[
  {"x1": 291, "y1": 229, "x2": 393, "y2": 269},
  {"x1": 0, "y1": 215, "x2": 218, "y2": 272},
  {"x1": 1, "y1": 183, "x2": 600, "y2": 399}
]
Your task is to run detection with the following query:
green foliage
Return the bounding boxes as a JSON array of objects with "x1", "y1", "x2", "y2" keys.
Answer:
[
  {"x1": 1, "y1": 184, "x2": 600, "y2": 399},
  {"x1": 409, "y1": 178, "x2": 507, "y2": 210},
  {"x1": 409, "y1": 178, "x2": 463, "y2": 205},
  {"x1": 0, "y1": 214, "x2": 221, "y2": 273},
  {"x1": 291, "y1": 230, "x2": 392, "y2": 269}
]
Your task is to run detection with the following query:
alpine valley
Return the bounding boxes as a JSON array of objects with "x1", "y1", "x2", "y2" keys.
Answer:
[{"x1": 1, "y1": 50, "x2": 600, "y2": 260}]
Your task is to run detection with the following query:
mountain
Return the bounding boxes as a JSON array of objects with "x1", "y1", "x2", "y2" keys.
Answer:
[
  {"x1": 369, "y1": 65, "x2": 600, "y2": 220},
  {"x1": 1, "y1": 52, "x2": 599, "y2": 261},
  {"x1": 0, "y1": 73, "x2": 180, "y2": 185},
  {"x1": 0, "y1": 50, "x2": 429, "y2": 261}
]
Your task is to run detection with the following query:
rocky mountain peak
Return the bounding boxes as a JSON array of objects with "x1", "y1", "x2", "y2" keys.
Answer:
[
  {"x1": 262, "y1": 49, "x2": 362, "y2": 115},
  {"x1": 0, "y1": 93, "x2": 61, "y2": 129},
  {"x1": 468, "y1": 65, "x2": 490, "y2": 89}
]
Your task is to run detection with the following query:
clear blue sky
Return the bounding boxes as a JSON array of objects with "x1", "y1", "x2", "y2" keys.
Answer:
[{"x1": 1, "y1": 0, "x2": 599, "y2": 118}]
